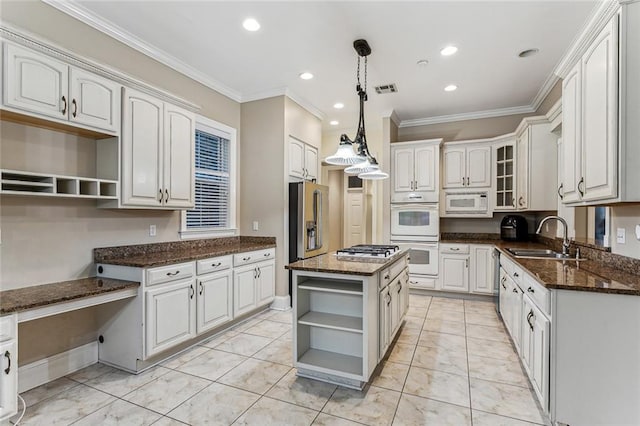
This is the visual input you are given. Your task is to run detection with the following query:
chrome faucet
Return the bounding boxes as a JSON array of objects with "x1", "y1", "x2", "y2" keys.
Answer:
[{"x1": 536, "y1": 215, "x2": 570, "y2": 255}]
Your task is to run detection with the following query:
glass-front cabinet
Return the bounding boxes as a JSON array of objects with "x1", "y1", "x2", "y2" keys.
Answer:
[{"x1": 494, "y1": 140, "x2": 516, "y2": 210}]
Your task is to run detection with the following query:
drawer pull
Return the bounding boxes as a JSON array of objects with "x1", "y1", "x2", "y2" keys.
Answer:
[
  {"x1": 450, "y1": 247, "x2": 460, "y2": 251},
  {"x1": 384, "y1": 274, "x2": 390, "y2": 280},
  {"x1": 512, "y1": 288, "x2": 518, "y2": 293},
  {"x1": 263, "y1": 253, "x2": 271, "y2": 257},
  {"x1": 527, "y1": 287, "x2": 534, "y2": 293},
  {"x1": 409, "y1": 281, "x2": 418, "y2": 284},
  {"x1": 211, "y1": 262, "x2": 222, "y2": 268},
  {"x1": 513, "y1": 272, "x2": 519, "y2": 278},
  {"x1": 3, "y1": 351, "x2": 10, "y2": 374},
  {"x1": 243, "y1": 256, "x2": 251, "y2": 261},
  {"x1": 166, "y1": 271, "x2": 181, "y2": 277}
]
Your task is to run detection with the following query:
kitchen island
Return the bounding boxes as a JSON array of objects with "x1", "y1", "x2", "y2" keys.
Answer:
[{"x1": 286, "y1": 250, "x2": 408, "y2": 389}]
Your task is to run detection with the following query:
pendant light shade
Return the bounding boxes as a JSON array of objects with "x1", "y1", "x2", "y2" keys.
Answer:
[
  {"x1": 358, "y1": 169, "x2": 389, "y2": 180},
  {"x1": 324, "y1": 134, "x2": 367, "y2": 165},
  {"x1": 344, "y1": 158, "x2": 375, "y2": 174}
]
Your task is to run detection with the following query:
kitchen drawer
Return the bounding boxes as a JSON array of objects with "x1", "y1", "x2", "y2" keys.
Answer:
[
  {"x1": 196, "y1": 255, "x2": 232, "y2": 276},
  {"x1": 500, "y1": 255, "x2": 523, "y2": 287},
  {"x1": 0, "y1": 314, "x2": 17, "y2": 342},
  {"x1": 233, "y1": 248, "x2": 275, "y2": 267},
  {"x1": 408, "y1": 276, "x2": 436, "y2": 289},
  {"x1": 523, "y1": 273, "x2": 550, "y2": 316},
  {"x1": 146, "y1": 262, "x2": 195, "y2": 287},
  {"x1": 380, "y1": 256, "x2": 408, "y2": 288},
  {"x1": 440, "y1": 244, "x2": 470, "y2": 254}
]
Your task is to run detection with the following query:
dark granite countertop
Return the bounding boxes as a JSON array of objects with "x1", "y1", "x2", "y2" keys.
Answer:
[
  {"x1": 1, "y1": 277, "x2": 140, "y2": 315},
  {"x1": 286, "y1": 251, "x2": 408, "y2": 276},
  {"x1": 440, "y1": 235, "x2": 640, "y2": 296},
  {"x1": 94, "y1": 236, "x2": 276, "y2": 268}
]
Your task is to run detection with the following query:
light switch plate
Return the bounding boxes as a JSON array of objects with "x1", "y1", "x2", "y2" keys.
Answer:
[
  {"x1": 149, "y1": 225, "x2": 157, "y2": 237},
  {"x1": 616, "y1": 228, "x2": 626, "y2": 244},
  {"x1": 253, "y1": 221, "x2": 259, "y2": 231},
  {"x1": 635, "y1": 225, "x2": 640, "y2": 240}
]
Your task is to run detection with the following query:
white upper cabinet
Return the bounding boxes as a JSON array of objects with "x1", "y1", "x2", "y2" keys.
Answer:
[
  {"x1": 391, "y1": 139, "x2": 441, "y2": 203},
  {"x1": 494, "y1": 140, "x2": 516, "y2": 210},
  {"x1": 121, "y1": 87, "x2": 195, "y2": 209},
  {"x1": 3, "y1": 43, "x2": 121, "y2": 134},
  {"x1": 561, "y1": 62, "x2": 582, "y2": 203},
  {"x1": 442, "y1": 144, "x2": 491, "y2": 189},
  {"x1": 289, "y1": 136, "x2": 318, "y2": 181},
  {"x1": 516, "y1": 127, "x2": 529, "y2": 209}
]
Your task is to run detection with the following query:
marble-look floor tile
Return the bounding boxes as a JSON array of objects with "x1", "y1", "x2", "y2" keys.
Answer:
[
  {"x1": 408, "y1": 295, "x2": 431, "y2": 308},
  {"x1": 466, "y1": 323, "x2": 510, "y2": 343},
  {"x1": 395, "y1": 326, "x2": 421, "y2": 344},
  {"x1": 431, "y1": 297, "x2": 464, "y2": 308},
  {"x1": 253, "y1": 334, "x2": 293, "y2": 366},
  {"x1": 234, "y1": 396, "x2": 318, "y2": 426},
  {"x1": 123, "y1": 370, "x2": 210, "y2": 415},
  {"x1": 67, "y1": 363, "x2": 116, "y2": 383},
  {"x1": 214, "y1": 333, "x2": 273, "y2": 356},
  {"x1": 423, "y1": 318, "x2": 466, "y2": 336},
  {"x1": 15, "y1": 383, "x2": 115, "y2": 426},
  {"x1": 167, "y1": 382, "x2": 259, "y2": 426},
  {"x1": 323, "y1": 385, "x2": 401, "y2": 426},
  {"x1": 218, "y1": 358, "x2": 291, "y2": 394},
  {"x1": 73, "y1": 398, "x2": 161, "y2": 426},
  {"x1": 465, "y1": 312, "x2": 503, "y2": 327},
  {"x1": 470, "y1": 378, "x2": 547, "y2": 424},
  {"x1": 412, "y1": 345, "x2": 468, "y2": 376},
  {"x1": 244, "y1": 319, "x2": 291, "y2": 338},
  {"x1": 371, "y1": 361, "x2": 410, "y2": 392},
  {"x1": 418, "y1": 330, "x2": 466, "y2": 352},
  {"x1": 162, "y1": 345, "x2": 210, "y2": 369},
  {"x1": 199, "y1": 332, "x2": 232, "y2": 349},
  {"x1": 385, "y1": 342, "x2": 416, "y2": 365},
  {"x1": 403, "y1": 366, "x2": 470, "y2": 407},
  {"x1": 152, "y1": 416, "x2": 189, "y2": 425},
  {"x1": 177, "y1": 348, "x2": 247, "y2": 381},
  {"x1": 266, "y1": 369, "x2": 337, "y2": 410},
  {"x1": 20, "y1": 377, "x2": 79, "y2": 407},
  {"x1": 393, "y1": 393, "x2": 472, "y2": 426},
  {"x1": 468, "y1": 354, "x2": 530, "y2": 388},
  {"x1": 232, "y1": 317, "x2": 265, "y2": 332},
  {"x1": 312, "y1": 413, "x2": 364, "y2": 426},
  {"x1": 402, "y1": 315, "x2": 425, "y2": 330},
  {"x1": 268, "y1": 309, "x2": 293, "y2": 324},
  {"x1": 472, "y1": 410, "x2": 543, "y2": 425},
  {"x1": 426, "y1": 309, "x2": 465, "y2": 322},
  {"x1": 464, "y1": 301, "x2": 495, "y2": 313},
  {"x1": 84, "y1": 366, "x2": 171, "y2": 397},
  {"x1": 466, "y1": 337, "x2": 518, "y2": 361},
  {"x1": 405, "y1": 306, "x2": 427, "y2": 318}
]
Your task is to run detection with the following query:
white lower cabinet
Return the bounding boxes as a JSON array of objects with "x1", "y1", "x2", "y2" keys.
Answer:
[
  {"x1": 521, "y1": 295, "x2": 550, "y2": 409},
  {"x1": 440, "y1": 254, "x2": 469, "y2": 292},
  {"x1": 145, "y1": 278, "x2": 197, "y2": 358},
  {"x1": 197, "y1": 270, "x2": 233, "y2": 334},
  {"x1": 434, "y1": 243, "x2": 497, "y2": 296},
  {"x1": 256, "y1": 261, "x2": 275, "y2": 305},
  {"x1": 234, "y1": 265, "x2": 257, "y2": 317},
  {"x1": 0, "y1": 314, "x2": 18, "y2": 422},
  {"x1": 470, "y1": 244, "x2": 494, "y2": 294}
]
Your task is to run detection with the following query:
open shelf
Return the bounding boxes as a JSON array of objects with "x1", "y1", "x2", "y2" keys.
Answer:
[
  {"x1": 1, "y1": 169, "x2": 118, "y2": 200},
  {"x1": 297, "y1": 348, "x2": 363, "y2": 377},
  {"x1": 298, "y1": 311, "x2": 363, "y2": 333},
  {"x1": 298, "y1": 279, "x2": 363, "y2": 295}
]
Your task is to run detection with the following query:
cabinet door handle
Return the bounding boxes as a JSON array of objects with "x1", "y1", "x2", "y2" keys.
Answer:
[
  {"x1": 199, "y1": 282, "x2": 203, "y2": 295},
  {"x1": 61, "y1": 95, "x2": 67, "y2": 115},
  {"x1": 165, "y1": 189, "x2": 169, "y2": 202},
  {"x1": 527, "y1": 287, "x2": 534, "y2": 293},
  {"x1": 397, "y1": 283, "x2": 402, "y2": 293},
  {"x1": 578, "y1": 177, "x2": 585, "y2": 197},
  {"x1": 466, "y1": 177, "x2": 470, "y2": 186},
  {"x1": 189, "y1": 284, "x2": 194, "y2": 299},
  {"x1": 387, "y1": 292, "x2": 391, "y2": 306},
  {"x1": 72, "y1": 98, "x2": 78, "y2": 118},
  {"x1": 158, "y1": 189, "x2": 163, "y2": 203},
  {"x1": 4, "y1": 351, "x2": 10, "y2": 374},
  {"x1": 212, "y1": 262, "x2": 221, "y2": 268},
  {"x1": 501, "y1": 282, "x2": 507, "y2": 290},
  {"x1": 527, "y1": 310, "x2": 534, "y2": 331},
  {"x1": 243, "y1": 256, "x2": 251, "y2": 261},
  {"x1": 518, "y1": 196, "x2": 524, "y2": 207},
  {"x1": 257, "y1": 267, "x2": 261, "y2": 278},
  {"x1": 512, "y1": 197, "x2": 516, "y2": 207},
  {"x1": 462, "y1": 176, "x2": 465, "y2": 186},
  {"x1": 253, "y1": 268, "x2": 257, "y2": 279},
  {"x1": 558, "y1": 184, "x2": 564, "y2": 200},
  {"x1": 166, "y1": 270, "x2": 180, "y2": 277}
]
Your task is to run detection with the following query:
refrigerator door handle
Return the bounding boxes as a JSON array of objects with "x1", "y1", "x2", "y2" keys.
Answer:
[{"x1": 313, "y1": 189, "x2": 323, "y2": 249}]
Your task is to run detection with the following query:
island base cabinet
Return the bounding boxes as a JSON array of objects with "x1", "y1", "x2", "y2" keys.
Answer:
[
  {"x1": 0, "y1": 313, "x2": 18, "y2": 423},
  {"x1": 196, "y1": 271, "x2": 232, "y2": 334},
  {"x1": 145, "y1": 278, "x2": 196, "y2": 358}
]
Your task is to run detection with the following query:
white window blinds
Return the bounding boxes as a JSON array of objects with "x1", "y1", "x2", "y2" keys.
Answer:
[{"x1": 186, "y1": 129, "x2": 231, "y2": 229}]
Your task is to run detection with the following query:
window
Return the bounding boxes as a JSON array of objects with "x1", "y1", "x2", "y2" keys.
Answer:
[{"x1": 181, "y1": 115, "x2": 237, "y2": 238}]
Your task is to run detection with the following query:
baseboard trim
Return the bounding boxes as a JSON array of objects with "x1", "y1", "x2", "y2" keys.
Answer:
[
  {"x1": 18, "y1": 342, "x2": 98, "y2": 393},
  {"x1": 270, "y1": 295, "x2": 291, "y2": 310}
]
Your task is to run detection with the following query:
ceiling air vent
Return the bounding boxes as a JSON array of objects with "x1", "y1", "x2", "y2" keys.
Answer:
[{"x1": 374, "y1": 83, "x2": 398, "y2": 94}]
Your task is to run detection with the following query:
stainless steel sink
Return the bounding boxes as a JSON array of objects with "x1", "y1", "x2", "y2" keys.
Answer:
[{"x1": 504, "y1": 248, "x2": 586, "y2": 261}]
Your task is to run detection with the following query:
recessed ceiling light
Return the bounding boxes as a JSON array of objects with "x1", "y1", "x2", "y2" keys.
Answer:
[
  {"x1": 333, "y1": 102, "x2": 344, "y2": 109},
  {"x1": 518, "y1": 48, "x2": 539, "y2": 58},
  {"x1": 440, "y1": 46, "x2": 458, "y2": 56},
  {"x1": 416, "y1": 59, "x2": 429, "y2": 67},
  {"x1": 330, "y1": 120, "x2": 339, "y2": 126},
  {"x1": 444, "y1": 84, "x2": 458, "y2": 92},
  {"x1": 299, "y1": 72, "x2": 314, "y2": 80},
  {"x1": 242, "y1": 18, "x2": 260, "y2": 32}
]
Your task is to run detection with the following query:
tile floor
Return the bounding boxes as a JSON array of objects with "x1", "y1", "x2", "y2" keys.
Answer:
[{"x1": 11, "y1": 295, "x2": 548, "y2": 425}]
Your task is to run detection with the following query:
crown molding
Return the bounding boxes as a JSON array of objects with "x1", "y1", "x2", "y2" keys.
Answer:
[
  {"x1": 42, "y1": 0, "x2": 242, "y2": 102},
  {"x1": 282, "y1": 89, "x2": 325, "y2": 121},
  {"x1": 545, "y1": 99, "x2": 562, "y2": 122},
  {"x1": 554, "y1": 0, "x2": 620, "y2": 79},
  {"x1": 530, "y1": 71, "x2": 560, "y2": 112},
  {"x1": 399, "y1": 104, "x2": 535, "y2": 128}
]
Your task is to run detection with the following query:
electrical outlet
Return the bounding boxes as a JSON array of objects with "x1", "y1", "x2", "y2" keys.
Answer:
[
  {"x1": 616, "y1": 228, "x2": 626, "y2": 244},
  {"x1": 149, "y1": 225, "x2": 157, "y2": 237},
  {"x1": 253, "y1": 221, "x2": 259, "y2": 231}
]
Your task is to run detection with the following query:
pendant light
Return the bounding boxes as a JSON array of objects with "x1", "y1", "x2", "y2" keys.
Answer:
[{"x1": 324, "y1": 39, "x2": 388, "y2": 180}]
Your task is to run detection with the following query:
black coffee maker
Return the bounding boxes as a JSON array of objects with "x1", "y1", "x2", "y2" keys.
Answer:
[{"x1": 500, "y1": 215, "x2": 528, "y2": 241}]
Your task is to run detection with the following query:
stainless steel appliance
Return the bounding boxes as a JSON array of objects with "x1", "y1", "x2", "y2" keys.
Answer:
[
  {"x1": 390, "y1": 204, "x2": 439, "y2": 242},
  {"x1": 501, "y1": 215, "x2": 528, "y2": 241},
  {"x1": 444, "y1": 191, "x2": 489, "y2": 214},
  {"x1": 288, "y1": 182, "x2": 329, "y2": 260},
  {"x1": 394, "y1": 242, "x2": 439, "y2": 276},
  {"x1": 336, "y1": 244, "x2": 400, "y2": 259}
]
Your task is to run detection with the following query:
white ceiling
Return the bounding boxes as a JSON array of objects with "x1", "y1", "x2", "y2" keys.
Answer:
[{"x1": 50, "y1": 1, "x2": 598, "y2": 129}]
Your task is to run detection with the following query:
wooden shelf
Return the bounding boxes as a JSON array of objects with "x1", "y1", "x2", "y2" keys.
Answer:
[
  {"x1": 0, "y1": 169, "x2": 118, "y2": 200},
  {"x1": 298, "y1": 279, "x2": 363, "y2": 295},
  {"x1": 298, "y1": 311, "x2": 363, "y2": 333},
  {"x1": 297, "y1": 348, "x2": 363, "y2": 377}
]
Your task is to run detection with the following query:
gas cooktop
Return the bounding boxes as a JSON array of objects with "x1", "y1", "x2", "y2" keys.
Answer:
[{"x1": 336, "y1": 244, "x2": 400, "y2": 259}]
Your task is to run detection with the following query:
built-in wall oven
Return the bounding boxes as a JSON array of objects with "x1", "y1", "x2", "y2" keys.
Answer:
[
  {"x1": 390, "y1": 204, "x2": 439, "y2": 242},
  {"x1": 394, "y1": 242, "x2": 439, "y2": 276}
]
